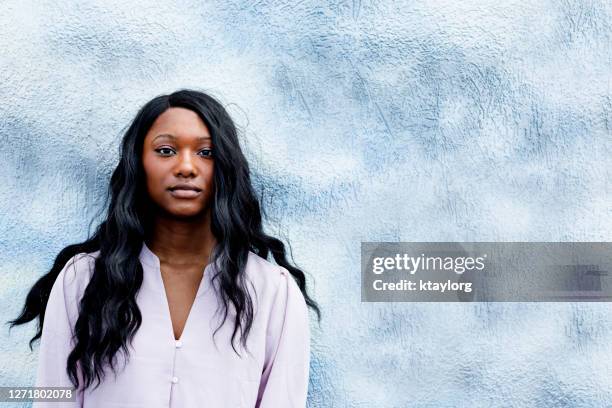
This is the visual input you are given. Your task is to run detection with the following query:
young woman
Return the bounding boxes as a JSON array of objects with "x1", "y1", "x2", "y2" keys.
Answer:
[{"x1": 9, "y1": 89, "x2": 320, "y2": 408}]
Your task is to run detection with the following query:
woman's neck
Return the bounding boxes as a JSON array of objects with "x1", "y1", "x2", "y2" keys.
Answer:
[{"x1": 145, "y1": 210, "x2": 217, "y2": 267}]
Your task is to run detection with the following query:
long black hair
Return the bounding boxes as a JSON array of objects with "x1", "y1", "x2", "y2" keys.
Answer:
[{"x1": 8, "y1": 89, "x2": 321, "y2": 391}]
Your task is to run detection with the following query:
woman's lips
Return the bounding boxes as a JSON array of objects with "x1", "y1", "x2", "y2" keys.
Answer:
[{"x1": 168, "y1": 188, "x2": 202, "y2": 198}]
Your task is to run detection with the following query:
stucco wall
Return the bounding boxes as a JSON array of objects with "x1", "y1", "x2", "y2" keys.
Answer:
[{"x1": 1, "y1": 0, "x2": 611, "y2": 407}]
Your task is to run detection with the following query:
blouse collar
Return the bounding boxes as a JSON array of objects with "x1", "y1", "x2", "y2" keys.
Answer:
[{"x1": 138, "y1": 241, "x2": 217, "y2": 298}]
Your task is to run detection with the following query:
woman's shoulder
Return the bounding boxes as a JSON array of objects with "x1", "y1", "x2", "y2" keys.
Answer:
[
  {"x1": 55, "y1": 250, "x2": 100, "y2": 296},
  {"x1": 244, "y1": 251, "x2": 290, "y2": 294},
  {"x1": 244, "y1": 251, "x2": 309, "y2": 323},
  {"x1": 63, "y1": 250, "x2": 99, "y2": 275}
]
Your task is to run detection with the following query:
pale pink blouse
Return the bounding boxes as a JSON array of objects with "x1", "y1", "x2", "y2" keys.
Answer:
[{"x1": 33, "y1": 243, "x2": 310, "y2": 408}]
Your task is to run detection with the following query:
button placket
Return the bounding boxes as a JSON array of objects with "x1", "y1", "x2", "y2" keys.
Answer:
[{"x1": 171, "y1": 340, "x2": 183, "y2": 386}]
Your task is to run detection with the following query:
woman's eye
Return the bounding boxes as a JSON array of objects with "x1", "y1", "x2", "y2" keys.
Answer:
[
  {"x1": 155, "y1": 147, "x2": 175, "y2": 156},
  {"x1": 198, "y1": 149, "x2": 213, "y2": 157}
]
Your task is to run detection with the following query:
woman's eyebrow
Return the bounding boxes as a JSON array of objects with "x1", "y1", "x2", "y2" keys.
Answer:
[{"x1": 152, "y1": 133, "x2": 211, "y2": 142}]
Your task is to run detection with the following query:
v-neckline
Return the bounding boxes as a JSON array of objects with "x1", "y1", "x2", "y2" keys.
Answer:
[
  {"x1": 161, "y1": 269, "x2": 202, "y2": 342},
  {"x1": 139, "y1": 242, "x2": 216, "y2": 343}
]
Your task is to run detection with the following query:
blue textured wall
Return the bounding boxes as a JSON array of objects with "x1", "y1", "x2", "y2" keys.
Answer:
[{"x1": 1, "y1": 1, "x2": 611, "y2": 407}]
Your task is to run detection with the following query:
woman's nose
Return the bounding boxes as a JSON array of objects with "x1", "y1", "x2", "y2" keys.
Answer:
[{"x1": 175, "y1": 151, "x2": 197, "y2": 177}]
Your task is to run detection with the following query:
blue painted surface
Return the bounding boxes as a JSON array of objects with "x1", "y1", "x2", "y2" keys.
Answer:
[{"x1": 1, "y1": 1, "x2": 611, "y2": 407}]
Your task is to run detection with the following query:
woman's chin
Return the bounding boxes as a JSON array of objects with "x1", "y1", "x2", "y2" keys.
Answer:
[
  {"x1": 153, "y1": 203, "x2": 207, "y2": 220},
  {"x1": 171, "y1": 208, "x2": 206, "y2": 219}
]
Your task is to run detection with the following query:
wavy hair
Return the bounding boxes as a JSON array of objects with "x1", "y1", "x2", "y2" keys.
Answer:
[{"x1": 8, "y1": 89, "x2": 321, "y2": 391}]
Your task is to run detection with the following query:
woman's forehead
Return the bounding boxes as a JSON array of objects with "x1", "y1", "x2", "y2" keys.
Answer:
[{"x1": 146, "y1": 108, "x2": 211, "y2": 141}]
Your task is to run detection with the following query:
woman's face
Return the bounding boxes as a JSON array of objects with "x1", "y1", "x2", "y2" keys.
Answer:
[{"x1": 141, "y1": 107, "x2": 214, "y2": 219}]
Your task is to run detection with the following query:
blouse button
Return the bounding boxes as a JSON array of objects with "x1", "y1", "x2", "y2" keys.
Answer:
[
  {"x1": 175, "y1": 340, "x2": 183, "y2": 348},
  {"x1": 171, "y1": 376, "x2": 179, "y2": 384}
]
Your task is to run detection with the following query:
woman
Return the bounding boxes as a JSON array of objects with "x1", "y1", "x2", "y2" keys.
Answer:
[{"x1": 9, "y1": 89, "x2": 320, "y2": 408}]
